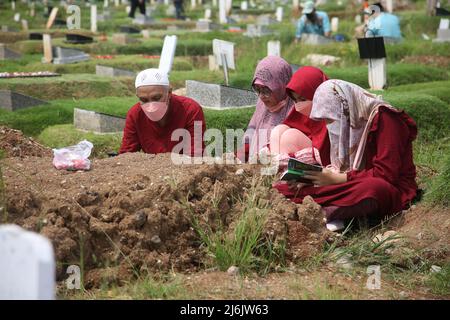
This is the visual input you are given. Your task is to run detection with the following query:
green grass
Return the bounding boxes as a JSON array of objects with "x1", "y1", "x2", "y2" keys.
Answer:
[
  {"x1": 426, "y1": 263, "x2": 450, "y2": 296},
  {"x1": 187, "y1": 176, "x2": 286, "y2": 275},
  {"x1": 425, "y1": 152, "x2": 450, "y2": 206}
]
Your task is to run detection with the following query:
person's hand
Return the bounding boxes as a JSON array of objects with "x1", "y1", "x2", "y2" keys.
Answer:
[
  {"x1": 287, "y1": 181, "x2": 307, "y2": 191},
  {"x1": 302, "y1": 168, "x2": 347, "y2": 187}
]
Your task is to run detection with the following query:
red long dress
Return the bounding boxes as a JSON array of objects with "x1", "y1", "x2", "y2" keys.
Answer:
[
  {"x1": 275, "y1": 106, "x2": 418, "y2": 219},
  {"x1": 119, "y1": 94, "x2": 206, "y2": 156}
]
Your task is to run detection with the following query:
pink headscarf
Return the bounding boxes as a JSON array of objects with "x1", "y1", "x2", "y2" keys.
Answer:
[
  {"x1": 310, "y1": 79, "x2": 397, "y2": 172},
  {"x1": 244, "y1": 56, "x2": 294, "y2": 156}
]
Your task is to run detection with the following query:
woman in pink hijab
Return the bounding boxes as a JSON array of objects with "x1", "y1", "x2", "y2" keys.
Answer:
[{"x1": 238, "y1": 56, "x2": 294, "y2": 162}]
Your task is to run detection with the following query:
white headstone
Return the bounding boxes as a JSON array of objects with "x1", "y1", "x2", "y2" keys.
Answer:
[
  {"x1": 21, "y1": 19, "x2": 29, "y2": 31},
  {"x1": 213, "y1": 39, "x2": 235, "y2": 70},
  {"x1": 0, "y1": 225, "x2": 55, "y2": 300},
  {"x1": 331, "y1": 17, "x2": 339, "y2": 33},
  {"x1": 293, "y1": 0, "x2": 299, "y2": 8},
  {"x1": 219, "y1": 0, "x2": 227, "y2": 24},
  {"x1": 355, "y1": 14, "x2": 362, "y2": 24},
  {"x1": 276, "y1": 7, "x2": 283, "y2": 22},
  {"x1": 267, "y1": 40, "x2": 281, "y2": 57},
  {"x1": 14, "y1": 13, "x2": 21, "y2": 22},
  {"x1": 91, "y1": 5, "x2": 97, "y2": 33},
  {"x1": 241, "y1": 1, "x2": 248, "y2": 10},
  {"x1": 191, "y1": 0, "x2": 196, "y2": 8},
  {"x1": 115, "y1": 0, "x2": 120, "y2": 6},
  {"x1": 226, "y1": 0, "x2": 232, "y2": 14},
  {"x1": 368, "y1": 58, "x2": 387, "y2": 90},
  {"x1": 159, "y1": 35, "x2": 177, "y2": 74},
  {"x1": 164, "y1": 0, "x2": 170, "y2": 5},
  {"x1": 43, "y1": 34, "x2": 53, "y2": 63},
  {"x1": 439, "y1": 18, "x2": 449, "y2": 29},
  {"x1": 205, "y1": 9, "x2": 212, "y2": 20},
  {"x1": 126, "y1": 5, "x2": 131, "y2": 14},
  {"x1": 12, "y1": 1, "x2": 16, "y2": 11},
  {"x1": 213, "y1": 0, "x2": 218, "y2": 7}
]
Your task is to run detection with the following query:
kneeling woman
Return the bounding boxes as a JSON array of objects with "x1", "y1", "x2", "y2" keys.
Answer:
[{"x1": 275, "y1": 79, "x2": 418, "y2": 226}]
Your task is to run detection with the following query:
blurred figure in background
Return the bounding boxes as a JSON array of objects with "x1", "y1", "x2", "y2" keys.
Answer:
[
  {"x1": 129, "y1": 0, "x2": 146, "y2": 18},
  {"x1": 295, "y1": 1, "x2": 331, "y2": 43},
  {"x1": 174, "y1": 0, "x2": 185, "y2": 20},
  {"x1": 365, "y1": 2, "x2": 402, "y2": 42}
]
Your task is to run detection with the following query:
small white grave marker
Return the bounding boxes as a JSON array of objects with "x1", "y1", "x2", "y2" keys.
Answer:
[
  {"x1": 213, "y1": 0, "x2": 218, "y2": 7},
  {"x1": 191, "y1": 0, "x2": 196, "y2": 8},
  {"x1": 439, "y1": 18, "x2": 449, "y2": 30},
  {"x1": 91, "y1": 5, "x2": 98, "y2": 33},
  {"x1": 46, "y1": 7, "x2": 59, "y2": 29},
  {"x1": 331, "y1": 17, "x2": 339, "y2": 33},
  {"x1": 14, "y1": 13, "x2": 21, "y2": 22},
  {"x1": 368, "y1": 58, "x2": 386, "y2": 90},
  {"x1": 355, "y1": 14, "x2": 362, "y2": 24},
  {"x1": 43, "y1": 34, "x2": 53, "y2": 63},
  {"x1": 219, "y1": 0, "x2": 227, "y2": 24},
  {"x1": 241, "y1": 1, "x2": 248, "y2": 10},
  {"x1": 213, "y1": 39, "x2": 235, "y2": 85},
  {"x1": 267, "y1": 40, "x2": 281, "y2": 57},
  {"x1": 115, "y1": 0, "x2": 120, "y2": 6},
  {"x1": 276, "y1": 7, "x2": 283, "y2": 22},
  {"x1": 159, "y1": 35, "x2": 177, "y2": 74},
  {"x1": 104, "y1": 0, "x2": 109, "y2": 8},
  {"x1": 0, "y1": 225, "x2": 55, "y2": 300},
  {"x1": 126, "y1": 5, "x2": 131, "y2": 14},
  {"x1": 21, "y1": 19, "x2": 29, "y2": 31},
  {"x1": 12, "y1": 1, "x2": 16, "y2": 11},
  {"x1": 205, "y1": 8, "x2": 212, "y2": 20}
]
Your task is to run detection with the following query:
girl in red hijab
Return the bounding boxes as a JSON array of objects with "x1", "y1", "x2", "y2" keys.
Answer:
[{"x1": 269, "y1": 66, "x2": 330, "y2": 166}]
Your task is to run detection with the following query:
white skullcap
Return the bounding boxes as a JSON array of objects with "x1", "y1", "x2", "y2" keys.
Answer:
[{"x1": 135, "y1": 68, "x2": 169, "y2": 88}]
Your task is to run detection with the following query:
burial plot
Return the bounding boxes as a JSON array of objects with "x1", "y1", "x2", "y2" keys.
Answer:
[
  {"x1": 0, "y1": 225, "x2": 55, "y2": 300},
  {"x1": 29, "y1": 32, "x2": 43, "y2": 40},
  {"x1": 196, "y1": 20, "x2": 221, "y2": 32},
  {"x1": 186, "y1": 80, "x2": 257, "y2": 109},
  {"x1": 52, "y1": 47, "x2": 90, "y2": 64},
  {"x1": 0, "y1": 44, "x2": 22, "y2": 60},
  {"x1": 74, "y1": 108, "x2": 126, "y2": 133},
  {"x1": 96, "y1": 65, "x2": 135, "y2": 77},
  {"x1": 213, "y1": 39, "x2": 235, "y2": 85},
  {"x1": 0, "y1": 90, "x2": 48, "y2": 111},
  {"x1": 257, "y1": 14, "x2": 278, "y2": 26},
  {"x1": 244, "y1": 24, "x2": 273, "y2": 37},
  {"x1": 65, "y1": 34, "x2": 94, "y2": 44},
  {"x1": 112, "y1": 33, "x2": 138, "y2": 45},
  {"x1": 433, "y1": 18, "x2": 450, "y2": 42},
  {"x1": 120, "y1": 26, "x2": 141, "y2": 34}
]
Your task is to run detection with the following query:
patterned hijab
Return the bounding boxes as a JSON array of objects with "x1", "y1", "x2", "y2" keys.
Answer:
[
  {"x1": 310, "y1": 79, "x2": 397, "y2": 171},
  {"x1": 245, "y1": 56, "x2": 294, "y2": 156}
]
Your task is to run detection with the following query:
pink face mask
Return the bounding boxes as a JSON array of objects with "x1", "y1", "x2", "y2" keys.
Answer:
[
  {"x1": 141, "y1": 100, "x2": 168, "y2": 122},
  {"x1": 294, "y1": 100, "x2": 313, "y2": 116}
]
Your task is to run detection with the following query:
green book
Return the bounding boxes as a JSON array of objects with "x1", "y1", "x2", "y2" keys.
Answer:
[{"x1": 280, "y1": 158, "x2": 322, "y2": 184}]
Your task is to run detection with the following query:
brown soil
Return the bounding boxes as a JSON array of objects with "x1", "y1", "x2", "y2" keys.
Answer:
[
  {"x1": 1, "y1": 152, "x2": 329, "y2": 288},
  {"x1": 0, "y1": 126, "x2": 52, "y2": 158}
]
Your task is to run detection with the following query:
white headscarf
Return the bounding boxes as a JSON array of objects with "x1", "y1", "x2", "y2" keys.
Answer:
[{"x1": 310, "y1": 79, "x2": 397, "y2": 172}]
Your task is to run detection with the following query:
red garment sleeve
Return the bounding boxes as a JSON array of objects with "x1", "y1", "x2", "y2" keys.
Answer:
[
  {"x1": 119, "y1": 109, "x2": 141, "y2": 154},
  {"x1": 346, "y1": 110, "x2": 408, "y2": 185},
  {"x1": 185, "y1": 102, "x2": 206, "y2": 157}
]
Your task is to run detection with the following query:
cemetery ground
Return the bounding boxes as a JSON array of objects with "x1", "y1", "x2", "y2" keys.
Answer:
[{"x1": 0, "y1": 1, "x2": 449, "y2": 299}]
